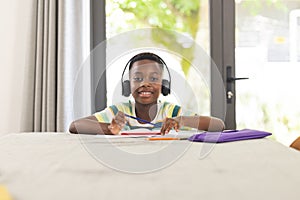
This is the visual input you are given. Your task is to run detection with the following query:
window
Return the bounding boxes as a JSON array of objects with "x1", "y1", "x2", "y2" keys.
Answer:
[
  {"x1": 235, "y1": 0, "x2": 300, "y2": 145},
  {"x1": 105, "y1": 0, "x2": 211, "y2": 115}
]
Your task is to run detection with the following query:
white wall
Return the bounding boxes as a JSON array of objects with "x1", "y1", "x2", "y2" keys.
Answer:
[{"x1": 0, "y1": 0, "x2": 34, "y2": 134}]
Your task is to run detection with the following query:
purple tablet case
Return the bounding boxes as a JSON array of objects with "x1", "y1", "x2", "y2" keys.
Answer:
[{"x1": 188, "y1": 129, "x2": 272, "y2": 143}]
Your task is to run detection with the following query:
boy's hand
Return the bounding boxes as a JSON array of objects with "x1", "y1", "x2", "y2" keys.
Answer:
[
  {"x1": 108, "y1": 111, "x2": 126, "y2": 135},
  {"x1": 160, "y1": 117, "x2": 181, "y2": 135}
]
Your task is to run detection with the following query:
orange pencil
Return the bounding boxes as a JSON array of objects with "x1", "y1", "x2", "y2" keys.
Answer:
[{"x1": 147, "y1": 137, "x2": 188, "y2": 141}]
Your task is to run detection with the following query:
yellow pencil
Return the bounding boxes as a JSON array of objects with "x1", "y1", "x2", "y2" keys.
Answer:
[{"x1": 0, "y1": 185, "x2": 13, "y2": 200}]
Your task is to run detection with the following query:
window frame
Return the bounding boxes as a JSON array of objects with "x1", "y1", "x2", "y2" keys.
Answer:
[
  {"x1": 210, "y1": 0, "x2": 236, "y2": 129},
  {"x1": 90, "y1": 0, "x2": 107, "y2": 113}
]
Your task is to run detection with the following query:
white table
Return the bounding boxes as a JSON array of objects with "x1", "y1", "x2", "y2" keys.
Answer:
[{"x1": 0, "y1": 132, "x2": 300, "y2": 200}]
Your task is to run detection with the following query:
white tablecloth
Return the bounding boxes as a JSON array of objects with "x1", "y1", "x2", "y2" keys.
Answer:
[{"x1": 0, "y1": 132, "x2": 300, "y2": 200}]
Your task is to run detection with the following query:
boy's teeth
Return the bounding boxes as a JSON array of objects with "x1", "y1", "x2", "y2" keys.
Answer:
[{"x1": 140, "y1": 92, "x2": 151, "y2": 96}]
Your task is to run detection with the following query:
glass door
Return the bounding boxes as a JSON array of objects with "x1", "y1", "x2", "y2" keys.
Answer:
[{"x1": 235, "y1": 0, "x2": 300, "y2": 145}]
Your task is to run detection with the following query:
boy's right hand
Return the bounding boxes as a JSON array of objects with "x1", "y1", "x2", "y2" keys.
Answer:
[
  {"x1": 108, "y1": 111, "x2": 126, "y2": 135},
  {"x1": 160, "y1": 117, "x2": 181, "y2": 135}
]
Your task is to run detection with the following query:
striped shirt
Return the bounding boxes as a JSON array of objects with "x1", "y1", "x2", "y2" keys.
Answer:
[{"x1": 94, "y1": 101, "x2": 196, "y2": 130}]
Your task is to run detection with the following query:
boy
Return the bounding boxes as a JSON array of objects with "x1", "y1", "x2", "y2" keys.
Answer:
[{"x1": 69, "y1": 52, "x2": 225, "y2": 135}]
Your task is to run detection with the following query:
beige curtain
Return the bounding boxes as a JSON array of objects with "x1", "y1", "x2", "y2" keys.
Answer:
[{"x1": 21, "y1": 0, "x2": 90, "y2": 132}]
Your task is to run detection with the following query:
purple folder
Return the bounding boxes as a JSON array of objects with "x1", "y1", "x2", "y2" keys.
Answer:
[{"x1": 188, "y1": 129, "x2": 272, "y2": 143}]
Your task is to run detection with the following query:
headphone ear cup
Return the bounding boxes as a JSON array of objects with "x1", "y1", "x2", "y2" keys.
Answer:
[
  {"x1": 161, "y1": 79, "x2": 170, "y2": 96},
  {"x1": 122, "y1": 80, "x2": 131, "y2": 97}
]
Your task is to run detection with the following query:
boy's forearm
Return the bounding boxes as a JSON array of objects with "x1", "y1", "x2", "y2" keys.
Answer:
[
  {"x1": 176, "y1": 116, "x2": 225, "y2": 131},
  {"x1": 69, "y1": 119, "x2": 113, "y2": 135},
  {"x1": 204, "y1": 116, "x2": 225, "y2": 131}
]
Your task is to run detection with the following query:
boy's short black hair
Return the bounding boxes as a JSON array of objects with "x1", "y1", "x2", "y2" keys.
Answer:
[{"x1": 128, "y1": 52, "x2": 165, "y2": 70}]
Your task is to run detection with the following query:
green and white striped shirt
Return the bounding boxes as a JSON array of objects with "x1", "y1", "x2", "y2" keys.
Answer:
[{"x1": 94, "y1": 101, "x2": 195, "y2": 130}]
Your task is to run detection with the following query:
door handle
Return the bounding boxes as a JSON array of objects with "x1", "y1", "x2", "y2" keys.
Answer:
[
  {"x1": 226, "y1": 66, "x2": 248, "y2": 103},
  {"x1": 227, "y1": 77, "x2": 249, "y2": 82}
]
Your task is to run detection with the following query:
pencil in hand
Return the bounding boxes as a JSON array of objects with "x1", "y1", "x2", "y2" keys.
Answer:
[{"x1": 124, "y1": 114, "x2": 155, "y2": 126}]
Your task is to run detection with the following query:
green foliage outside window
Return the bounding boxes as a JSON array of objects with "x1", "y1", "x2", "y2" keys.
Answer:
[{"x1": 106, "y1": 0, "x2": 202, "y2": 76}]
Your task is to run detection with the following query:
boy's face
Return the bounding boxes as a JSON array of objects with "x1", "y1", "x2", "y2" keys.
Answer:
[{"x1": 129, "y1": 59, "x2": 163, "y2": 105}]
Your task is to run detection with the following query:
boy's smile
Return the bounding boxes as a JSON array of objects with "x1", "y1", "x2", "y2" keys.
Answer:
[
  {"x1": 129, "y1": 59, "x2": 163, "y2": 105},
  {"x1": 138, "y1": 91, "x2": 153, "y2": 97}
]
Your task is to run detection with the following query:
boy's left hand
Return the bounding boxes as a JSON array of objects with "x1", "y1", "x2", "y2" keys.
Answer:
[{"x1": 160, "y1": 117, "x2": 181, "y2": 135}]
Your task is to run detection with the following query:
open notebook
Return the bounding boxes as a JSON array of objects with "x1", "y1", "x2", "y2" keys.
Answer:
[
  {"x1": 92, "y1": 128, "x2": 162, "y2": 139},
  {"x1": 120, "y1": 128, "x2": 161, "y2": 135},
  {"x1": 120, "y1": 129, "x2": 198, "y2": 139}
]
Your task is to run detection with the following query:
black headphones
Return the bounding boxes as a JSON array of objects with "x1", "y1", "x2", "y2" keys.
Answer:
[{"x1": 121, "y1": 52, "x2": 171, "y2": 97}]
